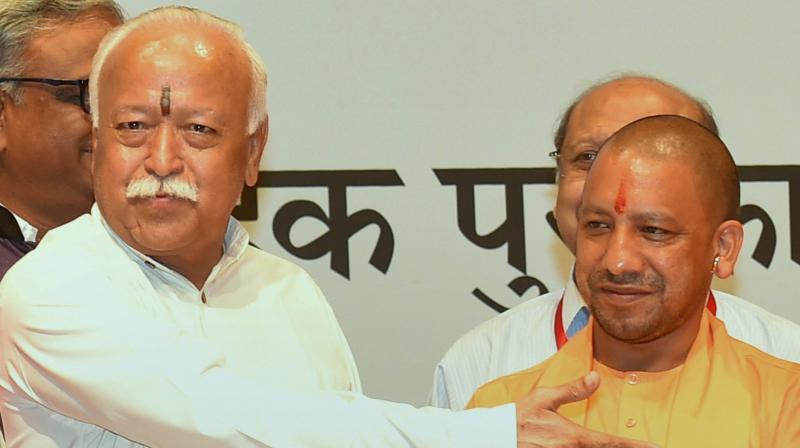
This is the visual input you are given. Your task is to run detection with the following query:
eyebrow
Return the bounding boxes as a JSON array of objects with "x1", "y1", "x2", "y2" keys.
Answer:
[
  {"x1": 628, "y1": 211, "x2": 680, "y2": 226},
  {"x1": 567, "y1": 137, "x2": 604, "y2": 150},
  {"x1": 577, "y1": 204, "x2": 611, "y2": 218},
  {"x1": 113, "y1": 105, "x2": 153, "y2": 115},
  {"x1": 578, "y1": 205, "x2": 679, "y2": 225}
]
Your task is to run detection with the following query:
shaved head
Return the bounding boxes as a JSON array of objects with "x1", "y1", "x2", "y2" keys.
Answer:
[
  {"x1": 575, "y1": 114, "x2": 744, "y2": 362},
  {"x1": 597, "y1": 114, "x2": 739, "y2": 224}
]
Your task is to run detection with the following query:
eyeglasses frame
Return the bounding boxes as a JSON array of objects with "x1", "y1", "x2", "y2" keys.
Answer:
[{"x1": 0, "y1": 77, "x2": 90, "y2": 114}]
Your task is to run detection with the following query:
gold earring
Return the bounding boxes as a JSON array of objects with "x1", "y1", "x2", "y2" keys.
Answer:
[{"x1": 712, "y1": 255, "x2": 721, "y2": 272}]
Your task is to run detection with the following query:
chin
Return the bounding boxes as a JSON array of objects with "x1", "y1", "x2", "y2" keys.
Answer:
[
  {"x1": 594, "y1": 310, "x2": 662, "y2": 343},
  {"x1": 129, "y1": 225, "x2": 197, "y2": 256}
]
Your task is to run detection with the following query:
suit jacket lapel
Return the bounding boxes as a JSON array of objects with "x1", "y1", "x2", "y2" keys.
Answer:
[{"x1": 0, "y1": 205, "x2": 24, "y2": 241}]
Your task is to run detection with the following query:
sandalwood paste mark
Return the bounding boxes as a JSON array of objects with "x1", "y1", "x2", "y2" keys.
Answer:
[{"x1": 160, "y1": 85, "x2": 171, "y2": 116}]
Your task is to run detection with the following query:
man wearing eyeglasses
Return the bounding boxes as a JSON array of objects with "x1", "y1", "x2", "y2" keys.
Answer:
[{"x1": 0, "y1": 1, "x2": 123, "y2": 279}]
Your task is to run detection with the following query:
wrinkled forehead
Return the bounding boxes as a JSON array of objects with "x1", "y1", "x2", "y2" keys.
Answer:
[
  {"x1": 98, "y1": 27, "x2": 250, "y2": 105},
  {"x1": 564, "y1": 83, "x2": 704, "y2": 151},
  {"x1": 107, "y1": 29, "x2": 245, "y2": 78},
  {"x1": 584, "y1": 141, "x2": 656, "y2": 197},
  {"x1": 583, "y1": 145, "x2": 704, "y2": 215}
]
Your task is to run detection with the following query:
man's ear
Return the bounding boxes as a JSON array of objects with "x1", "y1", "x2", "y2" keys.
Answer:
[
  {"x1": 245, "y1": 115, "x2": 268, "y2": 187},
  {"x1": 713, "y1": 220, "x2": 744, "y2": 279}
]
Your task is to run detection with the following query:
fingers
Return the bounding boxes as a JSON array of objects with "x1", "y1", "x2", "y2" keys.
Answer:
[
  {"x1": 516, "y1": 373, "x2": 661, "y2": 448},
  {"x1": 541, "y1": 371, "x2": 601, "y2": 410}
]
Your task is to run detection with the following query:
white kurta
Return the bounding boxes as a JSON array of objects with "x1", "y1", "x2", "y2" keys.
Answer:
[
  {"x1": 433, "y1": 267, "x2": 800, "y2": 410},
  {"x1": 0, "y1": 205, "x2": 514, "y2": 447}
]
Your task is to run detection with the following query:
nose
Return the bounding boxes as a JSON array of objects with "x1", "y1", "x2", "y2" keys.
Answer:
[
  {"x1": 600, "y1": 226, "x2": 643, "y2": 276},
  {"x1": 143, "y1": 124, "x2": 184, "y2": 178}
]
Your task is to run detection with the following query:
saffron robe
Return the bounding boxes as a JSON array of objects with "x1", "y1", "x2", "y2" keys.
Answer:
[{"x1": 467, "y1": 310, "x2": 800, "y2": 447}]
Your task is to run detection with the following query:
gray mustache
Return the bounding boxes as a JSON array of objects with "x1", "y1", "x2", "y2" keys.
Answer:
[{"x1": 125, "y1": 175, "x2": 199, "y2": 202}]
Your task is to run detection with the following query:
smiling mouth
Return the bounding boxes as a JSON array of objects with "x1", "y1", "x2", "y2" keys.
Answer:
[
  {"x1": 153, "y1": 192, "x2": 184, "y2": 200},
  {"x1": 597, "y1": 285, "x2": 654, "y2": 302},
  {"x1": 129, "y1": 193, "x2": 182, "y2": 202}
]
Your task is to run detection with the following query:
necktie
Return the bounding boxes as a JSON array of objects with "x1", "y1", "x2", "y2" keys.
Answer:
[{"x1": 566, "y1": 306, "x2": 590, "y2": 339}]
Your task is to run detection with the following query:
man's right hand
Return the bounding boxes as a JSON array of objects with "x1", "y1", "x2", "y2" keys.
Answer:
[{"x1": 516, "y1": 371, "x2": 658, "y2": 448}]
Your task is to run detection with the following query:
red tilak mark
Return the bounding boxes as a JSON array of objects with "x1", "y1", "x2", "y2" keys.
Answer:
[{"x1": 614, "y1": 181, "x2": 627, "y2": 214}]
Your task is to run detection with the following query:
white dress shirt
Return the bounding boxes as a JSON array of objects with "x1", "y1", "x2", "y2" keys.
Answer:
[
  {"x1": 432, "y1": 267, "x2": 800, "y2": 411},
  {"x1": 0, "y1": 205, "x2": 515, "y2": 447}
]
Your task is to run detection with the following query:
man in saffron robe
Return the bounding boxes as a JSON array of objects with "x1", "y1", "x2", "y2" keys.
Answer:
[
  {"x1": 432, "y1": 76, "x2": 800, "y2": 412},
  {"x1": 467, "y1": 115, "x2": 800, "y2": 447}
]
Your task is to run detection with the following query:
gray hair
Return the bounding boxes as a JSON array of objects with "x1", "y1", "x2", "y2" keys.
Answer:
[
  {"x1": 90, "y1": 6, "x2": 268, "y2": 134},
  {"x1": 0, "y1": 0, "x2": 124, "y2": 102}
]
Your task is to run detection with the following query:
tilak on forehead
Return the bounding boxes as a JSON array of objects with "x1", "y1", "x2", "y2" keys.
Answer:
[
  {"x1": 160, "y1": 85, "x2": 171, "y2": 116},
  {"x1": 614, "y1": 179, "x2": 627, "y2": 214}
]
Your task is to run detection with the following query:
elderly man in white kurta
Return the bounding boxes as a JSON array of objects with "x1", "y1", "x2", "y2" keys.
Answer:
[{"x1": 0, "y1": 6, "x2": 525, "y2": 448}]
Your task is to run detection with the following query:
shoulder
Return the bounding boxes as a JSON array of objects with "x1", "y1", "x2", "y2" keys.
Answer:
[
  {"x1": 467, "y1": 361, "x2": 551, "y2": 409},
  {"x1": 728, "y1": 335, "x2": 800, "y2": 424},
  {"x1": 8, "y1": 214, "x2": 111, "y2": 271},
  {"x1": 715, "y1": 311, "x2": 800, "y2": 383},
  {"x1": 238, "y1": 246, "x2": 323, "y2": 293},
  {"x1": 440, "y1": 289, "x2": 563, "y2": 367},
  {"x1": 2, "y1": 215, "x2": 119, "y2": 294},
  {"x1": 713, "y1": 290, "x2": 800, "y2": 362},
  {"x1": 230, "y1": 246, "x2": 335, "y2": 316},
  {"x1": 730, "y1": 336, "x2": 800, "y2": 378},
  {"x1": 0, "y1": 216, "x2": 135, "y2": 336}
]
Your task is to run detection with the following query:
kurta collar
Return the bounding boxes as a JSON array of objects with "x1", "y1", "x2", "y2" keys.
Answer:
[
  {"x1": 561, "y1": 264, "x2": 588, "y2": 332},
  {"x1": 92, "y1": 203, "x2": 251, "y2": 288}
]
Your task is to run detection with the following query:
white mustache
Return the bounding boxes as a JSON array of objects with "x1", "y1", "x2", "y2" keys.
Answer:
[{"x1": 126, "y1": 175, "x2": 199, "y2": 202}]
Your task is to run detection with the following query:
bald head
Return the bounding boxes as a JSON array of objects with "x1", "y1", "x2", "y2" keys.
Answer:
[
  {"x1": 552, "y1": 75, "x2": 721, "y2": 254},
  {"x1": 596, "y1": 114, "x2": 739, "y2": 223},
  {"x1": 575, "y1": 114, "x2": 743, "y2": 351},
  {"x1": 90, "y1": 6, "x2": 267, "y2": 133},
  {"x1": 554, "y1": 76, "x2": 718, "y2": 153}
]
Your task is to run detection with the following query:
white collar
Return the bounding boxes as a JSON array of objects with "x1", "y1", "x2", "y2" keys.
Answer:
[
  {"x1": 561, "y1": 264, "x2": 588, "y2": 328},
  {"x1": 0, "y1": 201, "x2": 38, "y2": 243},
  {"x1": 92, "y1": 203, "x2": 250, "y2": 289}
]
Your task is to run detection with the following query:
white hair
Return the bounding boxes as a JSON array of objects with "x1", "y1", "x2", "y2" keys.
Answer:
[
  {"x1": 126, "y1": 174, "x2": 198, "y2": 202},
  {"x1": 89, "y1": 6, "x2": 267, "y2": 133}
]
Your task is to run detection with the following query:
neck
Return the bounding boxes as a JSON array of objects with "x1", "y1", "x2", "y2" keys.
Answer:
[
  {"x1": 0, "y1": 185, "x2": 92, "y2": 240},
  {"x1": 592, "y1": 306, "x2": 705, "y2": 372},
  {"x1": 151, "y1": 242, "x2": 224, "y2": 290}
]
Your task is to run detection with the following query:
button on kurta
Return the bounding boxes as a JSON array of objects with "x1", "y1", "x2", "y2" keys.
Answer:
[
  {"x1": 627, "y1": 374, "x2": 639, "y2": 385},
  {"x1": 624, "y1": 417, "x2": 637, "y2": 428}
]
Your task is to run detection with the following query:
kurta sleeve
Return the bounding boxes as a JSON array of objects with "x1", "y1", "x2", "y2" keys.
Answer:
[{"x1": 0, "y1": 259, "x2": 516, "y2": 447}]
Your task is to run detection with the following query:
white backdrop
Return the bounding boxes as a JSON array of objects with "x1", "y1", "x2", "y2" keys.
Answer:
[{"x1": 119, "y1": 1, "x2": 800, "y2": 406}]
